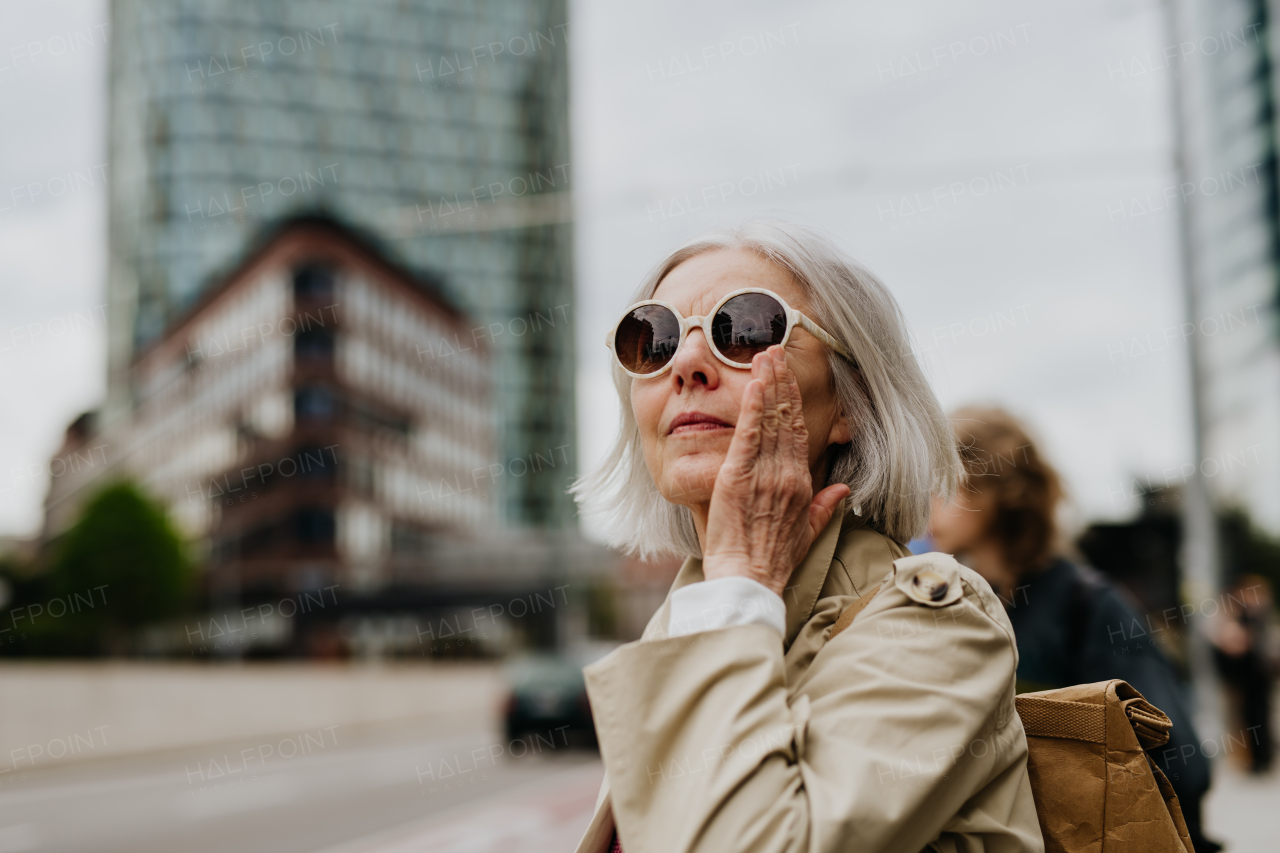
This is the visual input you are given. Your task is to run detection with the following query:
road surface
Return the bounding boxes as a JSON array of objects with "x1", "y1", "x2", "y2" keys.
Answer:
[
  {"x1": 4, "y1": 707, "x2": 1276, "y2": 853},
  {"x1": 0, "y1": 717, "x2": 601, "y2": 853}
]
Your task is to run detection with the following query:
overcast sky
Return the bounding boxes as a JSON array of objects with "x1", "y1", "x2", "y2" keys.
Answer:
[
  {"x1": 0, "y1": 0, "x2": 109, "y2": 540},
  {"x1": 0, "y1": 0, "x2": 1189, "y2": 540},
  {"x1": 569, "y1": 0, "x2": 1188, "y2": 540}
]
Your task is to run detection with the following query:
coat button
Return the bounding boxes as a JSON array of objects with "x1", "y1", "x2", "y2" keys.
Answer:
[{"x1": 912, "y1": 571, "x2": 949, "y2": 602}]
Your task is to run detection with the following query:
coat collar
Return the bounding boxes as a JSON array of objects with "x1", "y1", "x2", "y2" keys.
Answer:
[{"x1": 669, "y1": 500, "x2": 853, "y2": 650}]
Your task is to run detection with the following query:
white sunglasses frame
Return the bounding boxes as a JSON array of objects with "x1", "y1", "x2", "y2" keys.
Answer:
[{"x1": 605, "y1": 286, "x2": 854, "y2": 379}]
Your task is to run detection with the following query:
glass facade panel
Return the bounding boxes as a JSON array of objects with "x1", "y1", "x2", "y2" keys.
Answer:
[
  {"x1": 1184, "y1": 0, "x2": 1280, "y2": 528},
  {"x1": 107, "y1": 0, "x2": 575, "y2": 528}
]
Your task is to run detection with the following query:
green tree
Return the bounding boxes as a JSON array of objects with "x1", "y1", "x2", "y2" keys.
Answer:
[{"x1": 45, "y1": 481, "x2": 193, "y2": 652}]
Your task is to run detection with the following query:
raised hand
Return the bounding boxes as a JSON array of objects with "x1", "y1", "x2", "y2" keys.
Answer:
[{"x1": 701, "y1": 345, "x2": 851, "y2": 597}]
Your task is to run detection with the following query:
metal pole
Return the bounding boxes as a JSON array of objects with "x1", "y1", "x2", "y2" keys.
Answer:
[{"x1": 1162, "y1": 0, "x2": 1224, "y2": 737}]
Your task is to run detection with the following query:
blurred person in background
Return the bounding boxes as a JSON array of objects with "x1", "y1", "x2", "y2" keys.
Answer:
[
  {"x1": 1211, "y1": 574, "x2": 1276, "y2": 774},
  {"x1": 928, "y1": 406, "x2": 1219, "y2": 853}
]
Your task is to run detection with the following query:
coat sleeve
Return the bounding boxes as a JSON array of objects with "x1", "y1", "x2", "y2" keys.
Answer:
[{"x1": 583, "y1": 578, "x2": 1038, "y2": 853}]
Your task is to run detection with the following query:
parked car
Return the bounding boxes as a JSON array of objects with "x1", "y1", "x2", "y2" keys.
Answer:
[{"x1": 501, "y1": 643, "x2": 616, "y2": 749}]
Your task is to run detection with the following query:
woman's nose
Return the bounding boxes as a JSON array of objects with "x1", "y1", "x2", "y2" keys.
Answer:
[{"x1": 668, "y1": 327, "x2": 721, "y2": 391}]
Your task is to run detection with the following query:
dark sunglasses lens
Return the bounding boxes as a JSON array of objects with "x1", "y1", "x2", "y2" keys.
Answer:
[
  {"x1": 711, "y1": 293, "x2": 787, "y2": 364},
  {"x1": 614, "y1": 305, "x2": 682, "y2": 374}
]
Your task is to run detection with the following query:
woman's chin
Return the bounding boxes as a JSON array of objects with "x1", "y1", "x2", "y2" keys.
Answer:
[{"x1": 661, "y1": 456, "x2": 725, "y2": 505}]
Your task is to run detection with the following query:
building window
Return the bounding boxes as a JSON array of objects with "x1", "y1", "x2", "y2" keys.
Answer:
[
  {"x1": 294, "y1": 262, "x2": 335, "y2": 300},
  {"x1": 295, "y1": 385, "x2": 336, "y2": 419},
  {"x1": 295, "y1": 446, "x2": 338, "y2": 479},
  {"x1": 295, "y1": 326, "x2": 335, "y2": 359},
  {"x1": 295, "y1": 507, "x2": 335, "y2": 543},
  {"x1": 240, "y1": 522, "x2": 277, "y2": 557},
  {"x1": 349, "y1": 456, "x2": 374, "y2": 493},
  {"x1": 391, "y1": 522, "x2": 427, "y2": 555}
]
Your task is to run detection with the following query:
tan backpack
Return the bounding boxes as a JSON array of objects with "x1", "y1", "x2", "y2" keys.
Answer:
[
  {"x1": 828, "y1": 592, "x2": 1196, "y2": 852},
  {"x1": 1016, "y1": 680, "x2": 1195, "y2": 853}
]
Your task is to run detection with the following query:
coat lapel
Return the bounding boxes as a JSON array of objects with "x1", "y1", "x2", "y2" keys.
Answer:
[{"x1": 781, "y1": 500, "x2": 847, "y2": 649}]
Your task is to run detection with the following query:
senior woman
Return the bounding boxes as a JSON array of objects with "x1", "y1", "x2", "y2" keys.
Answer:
[{"x1": 571, "y1": 220, "x2": 1043, "y2": 853}]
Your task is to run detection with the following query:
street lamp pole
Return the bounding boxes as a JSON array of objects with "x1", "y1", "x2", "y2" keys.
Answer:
[{"x1": 1162, "y1": 0, "x2": 1224, "y2": 737}]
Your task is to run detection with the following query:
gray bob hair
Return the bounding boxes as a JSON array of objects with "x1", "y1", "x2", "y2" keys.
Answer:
[{"x1": 571, "y1": 219, "x2": 960, "y2": 559}]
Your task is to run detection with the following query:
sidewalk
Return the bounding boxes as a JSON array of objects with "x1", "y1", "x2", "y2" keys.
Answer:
[
  {"x1": 1203, "y1": 759, "x2": 1280, "y2": 853},
  {"x1": 1201, "y1": 681, "x2": 1280, "y2": 853},
  {"x1": 0, "y1": 661, "x2": 503, "y2": 770}
]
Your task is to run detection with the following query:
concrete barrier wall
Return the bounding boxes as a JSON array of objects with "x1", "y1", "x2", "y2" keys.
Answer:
[{"x1": 0, "y1": 662, "x2": 503, "y2": 771}]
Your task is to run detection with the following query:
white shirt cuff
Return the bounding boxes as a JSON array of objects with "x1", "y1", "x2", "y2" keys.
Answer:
[{"x1": 667, "y1": 576, "x2": 787, "y2": 638}]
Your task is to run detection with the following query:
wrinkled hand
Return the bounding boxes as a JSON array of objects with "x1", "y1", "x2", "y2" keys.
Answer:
[{"x1": 702, "y1": 346, "x2": 851, "y2": 598}]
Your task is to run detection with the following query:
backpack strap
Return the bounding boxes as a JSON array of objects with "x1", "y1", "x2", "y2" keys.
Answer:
[
  {"x1": 1014, "y1": 695, "x2": 1106, "y2": 743},
  {"x1": 828, "y1": 591, "x2": 877, "y2": 640}
]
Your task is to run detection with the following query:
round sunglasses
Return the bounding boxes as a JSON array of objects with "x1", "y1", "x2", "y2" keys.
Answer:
[{"x1": 606, "y1": 287, "x2": 853, "y2": 378}]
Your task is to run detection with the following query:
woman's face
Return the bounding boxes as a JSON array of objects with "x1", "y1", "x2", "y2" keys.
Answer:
[
  {"x1": 630, "y1": 247, "x2": 852, "y2": 510},
  {"x1": 928, "y1": 488, "x2": 993, "y2": 553}
]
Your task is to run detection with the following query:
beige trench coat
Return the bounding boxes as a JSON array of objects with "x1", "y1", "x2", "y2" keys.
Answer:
[{"x1": 575, "y1": 502, "x2": 1045, "y2": 853}]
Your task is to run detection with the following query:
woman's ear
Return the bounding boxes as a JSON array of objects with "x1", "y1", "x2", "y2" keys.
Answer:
[{"x1": 827, "y1": 412, "x2": 853, "y2": 448}]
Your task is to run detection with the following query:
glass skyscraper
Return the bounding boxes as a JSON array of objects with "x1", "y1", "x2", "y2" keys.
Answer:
[
  {"x1": 105, "y1": 0, "x2": 576, "y2": 529},
  {"x1": 1178, "y1": 0, "x2": 1280, "y2": 532}
]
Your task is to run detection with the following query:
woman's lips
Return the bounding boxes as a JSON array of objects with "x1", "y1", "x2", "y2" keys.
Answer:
[{"x1": 668, "y1": 413, "x2": 733, "y2": 435}]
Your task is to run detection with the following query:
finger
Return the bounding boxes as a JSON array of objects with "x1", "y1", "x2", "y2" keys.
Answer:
[
  {"x1": 769, "y1": 347, "x2": 797, "y2": 452},
  {"x1": 770, "y1": 347, "x2": 789, "y2": 425},
  {"x1": 762, "y1": 348, "x2": 796, "y2": 476},
  {"x1": 808, "y1": 483, "x2": 851, "y2": 540},
  {"x1": 722, "y1": 378, "x2": 764, "y2": 480},
  {"x1": 767, "y1": 345, "x2": 789, "y2": 454},
  {"x1": 779, "y1": 350, "x2": 810, "y2": 469},
  {"x1": 756, "y1": 349, "x2": 779, "y2": 456}
]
